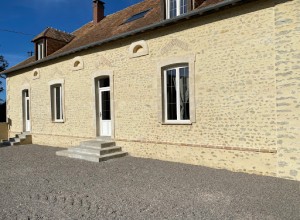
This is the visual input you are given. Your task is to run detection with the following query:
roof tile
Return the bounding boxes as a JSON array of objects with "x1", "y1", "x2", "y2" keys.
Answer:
[
  {"x1": 5, "y1": 0, "x2": 230, "y2": 74},
  {"x1": 32, "y1": 27, "x2": 74, "y2": 43}
]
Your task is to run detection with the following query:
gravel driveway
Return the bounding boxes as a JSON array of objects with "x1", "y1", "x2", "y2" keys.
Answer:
[{"x1": 0, "y1": 145, "x2": 299, "y2": 219}]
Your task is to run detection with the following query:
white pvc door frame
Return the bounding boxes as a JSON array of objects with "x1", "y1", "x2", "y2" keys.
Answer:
[
  {"x1": 23, "y1": 90, "x2": 31, "y2": 132},
  {"x1": 98, "y1": 86, "x2": 111, "y2": 137}
]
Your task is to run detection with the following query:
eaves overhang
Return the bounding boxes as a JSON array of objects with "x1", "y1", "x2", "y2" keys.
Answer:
[{"x1": 1, "y1": 0, "x2": 250, "y2": 75}]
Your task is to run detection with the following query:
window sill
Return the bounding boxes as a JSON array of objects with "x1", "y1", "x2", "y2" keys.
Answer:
[
  {"x1": 52, "y1": 120, "x2": 64, "y2": 123},
  {"x1": 162, "y1": 121, "x2": 192, "y2": 125}
]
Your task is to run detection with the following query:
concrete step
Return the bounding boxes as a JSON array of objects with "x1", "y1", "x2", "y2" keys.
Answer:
[
  {"x1": 56, "y1": 150, "x2": 100, "y2": 162},
  {"x1": 16, "y1": 134, "x2": 26, "y2": 140},
  {"x1": 99, "y1": 151, "x2": 128, "y2": 162},
  {"x1": 22, "y1": 131, "x2": 30, "y2": 135},
  {"x1": 80, "y1": 140, "x2": 115, "y2": 149},
  {"x1": 69, "y1": 146, "x2": 122, "y2": 156},
  {"x1": 9, "y1": 138, "x2": 20, "y2": 143},
  {"x1": 56, "y1": 150, "x2": 127, "y2": 163},
  {"x1": 68, "y1": 147, "x2": 100, "y2": 156},
  {"x1": 100, "y1": 146, "x2": 122, "y2": 155},
  {"x1": 1, "y1": 132, "x2": 32, "y2": 147}
]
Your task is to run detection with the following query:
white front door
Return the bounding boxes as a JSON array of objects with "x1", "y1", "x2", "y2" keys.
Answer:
[
  {"x1": 24, "y1": 90, "x2": 31, "y2": 132},
  {"x1": 99, "y1": 87, "x2": 111, "y2": 137}
]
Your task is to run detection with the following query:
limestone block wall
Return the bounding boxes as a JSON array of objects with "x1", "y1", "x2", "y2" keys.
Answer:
[
  {"x1": 112, "y1": 1, "x2": 279, "y2": 178},
  {"x1": 275, "y1": 0, "x2": 300, "y2": 180},
  {"x1": 6, "y1": 0, "x2": 300, "y2": 180},
  {"x1": 7, "y1": 56, "x2": 98, "y2": 147},
  {"x1": 114, "y1": 2, "x2": 277, "y2": 150},
  {"x1": 119, "y1": 141, "x2": 277, "y2": 177}
]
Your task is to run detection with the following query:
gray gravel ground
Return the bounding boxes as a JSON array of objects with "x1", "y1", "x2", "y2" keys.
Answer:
[{"x1": 0, "y1": 145, "x2": 299, "y2": 220}]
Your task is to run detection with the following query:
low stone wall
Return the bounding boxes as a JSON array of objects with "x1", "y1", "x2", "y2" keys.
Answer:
[{"x1": 0, "y1": 123, "x2": 9, "y2": 141}]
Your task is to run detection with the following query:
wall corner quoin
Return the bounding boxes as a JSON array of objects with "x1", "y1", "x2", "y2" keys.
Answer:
[{"x1": 274, "y1": 0, "x2": 300, "y2": 181}]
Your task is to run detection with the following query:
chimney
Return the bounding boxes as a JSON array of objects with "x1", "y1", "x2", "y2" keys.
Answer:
[{"x1": 93, "y1": 0, "x2": 105, "y2": 24}]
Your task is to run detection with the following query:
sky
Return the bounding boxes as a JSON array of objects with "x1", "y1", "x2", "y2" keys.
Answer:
[{"x1": 0, "y1": 0, "x2": 142, "y2": 101}]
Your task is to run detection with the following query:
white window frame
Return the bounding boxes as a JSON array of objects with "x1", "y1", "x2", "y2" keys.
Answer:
[
  {"x1": 157, "y1": 54, "x2": 196, "y2": 124},
  {"x1": 166, "y1": 0, "x2": 187, "y2": 19},
  {"x1": 163, "y1": 65, "x2": 190, "y2": 123},
  {"x1": 51, "y1": 84, "x2": 64, "y2": 122},
  {"x1": 37, "y1": 42, "x2": 44, "y2": 60}
]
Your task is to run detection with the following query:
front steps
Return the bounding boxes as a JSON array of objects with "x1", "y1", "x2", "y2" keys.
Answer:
[
  {"x1": 56, "y1": 140, "x2": 128, "y2": 162},
  {"x1": 0, "y1": 132, "x2": 32, "y2": 147}
]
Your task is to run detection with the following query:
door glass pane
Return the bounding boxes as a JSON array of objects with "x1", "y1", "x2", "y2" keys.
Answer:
[
  {"x1": 180, "y1": 0, "x2": 187, "y2": 14},
  {"x1": 99, "y1": 78, "x2": 110, "y2": 88},
  {"x1": 169, "y1": 0, "x2": 177, "y2": 18},
  {"x1": 26, "y1": 99, "x2": 30, "y2": 120},
  {"x1": 55, "y1": 87, "x2": 61, "y2": 120},
  {"x1": 166, "y1": 69, "x2": 177, "y2": 120},
  {"x1": 101, "y1": 91, "x2": 111, "y2": 120},
  {"x1": 179, "y1": 67, "x2": 189, "y2": 120}
]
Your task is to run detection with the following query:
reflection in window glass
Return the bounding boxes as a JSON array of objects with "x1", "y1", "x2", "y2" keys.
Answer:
[
  {"x1": 164, "y1": 66, "x2": 189, "y2": 122},
  {"x1": 51, "y1": 85, "x2": 63, "y2": 121}
]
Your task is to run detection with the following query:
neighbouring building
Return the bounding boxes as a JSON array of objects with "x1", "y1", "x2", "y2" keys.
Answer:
[{"x1": 2, "y1": 0, "x2": 300, "y2": 181}]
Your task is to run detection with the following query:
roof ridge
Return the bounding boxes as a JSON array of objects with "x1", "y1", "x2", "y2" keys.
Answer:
[
  {"x1": 47, "y1": 27, "x2": 74, "y2": 36},
  {"x1": 43, "y1": 27, "x2": 51, "y2": 37}
]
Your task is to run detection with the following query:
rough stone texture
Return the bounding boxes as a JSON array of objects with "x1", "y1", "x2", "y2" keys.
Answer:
[
  {"x1": 0, "y1": 123, "x2": 9, "y2": 140},
  {"x1": 0, "y1": 145, "x2": 299, "y2": 219},
  {"x1": 275, "y1": 0, "x2": 300, "y2": 181},
  {"x1": 119, "y1": 141, "x2": 277, "y2": 177},
  {"x1": 6, "y1": 1, "x2": 300, "y2": 180}
]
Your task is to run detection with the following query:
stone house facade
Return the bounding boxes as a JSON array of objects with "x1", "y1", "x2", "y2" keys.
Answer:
[{"x1": 2, "y1": 0, "x2": 300, "y2": 181}]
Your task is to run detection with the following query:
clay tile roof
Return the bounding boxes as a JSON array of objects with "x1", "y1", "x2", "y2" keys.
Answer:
[
  {"x1": 32, "y1": 27, "x2": 74, "y2": 43},
  {"x1": 3, "y1": 0, "x2": 242, "y2": 74},
  {"x1": 51, "y1": 0, "x2": 160, "y2": 55}
]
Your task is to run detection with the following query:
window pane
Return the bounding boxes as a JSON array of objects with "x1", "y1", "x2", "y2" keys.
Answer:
[
  {"x1": 38, "y1": 45, "x2": 40, "y2": 59},
  {"x1": 179, "y1": 67, "x2": 189, "y2": 120},
  {"x1": 55, "y1": 87, "x2": 61, "y2": 120},
  {"x1": 38, "y1": 43, "x2": 44, "y2": 60},
  {"x1": 124, "y1": 9, "x2": 151, "y2": 24},
  {"x1": 166, "y1": 69, "x2": 177, "y2": 120},
  {"x1": 169, "y1": 0, "x2": 177, "y2": 18},
  {"x1": 101, "y1": 91, "x2": 111, "y2": 120},
  {"x1": 99, "y1": 78, "x2": 110, "y2": 88},
  {"x1": 180, "y1": 0, "x2": 187, "y2": 14},
  {"x1": 26, "y1": 100, "x2": 30, "y2": 120}
]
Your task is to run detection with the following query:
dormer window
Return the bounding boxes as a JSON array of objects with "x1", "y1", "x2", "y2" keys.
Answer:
[
  {"x1": 32, "y1": 27, "x2": 74, "y2": 61},
  {"x1": 166, "y1": 0, "x2": 187, "y2": 19},
  {"x1": 37, "y1": 42, "x2": 45, "y2": 60}
]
